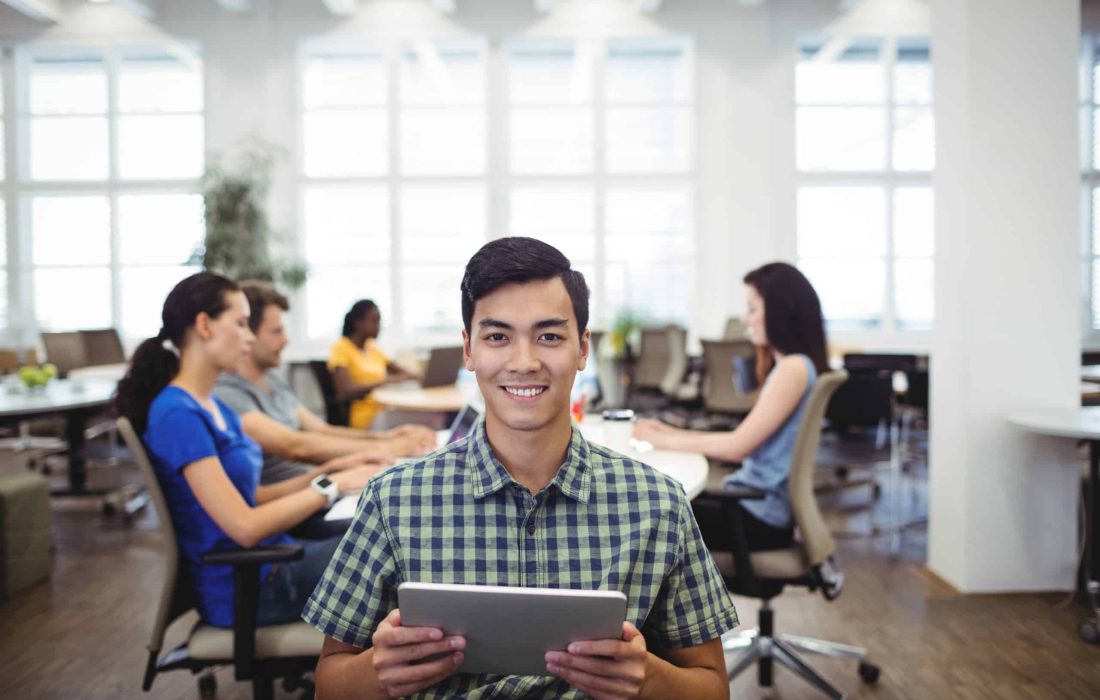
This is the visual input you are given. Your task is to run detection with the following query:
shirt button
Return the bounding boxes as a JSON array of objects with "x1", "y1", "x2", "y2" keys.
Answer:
[{"x1": 526, "y1": 522, "x2": 536, "y2": 535}]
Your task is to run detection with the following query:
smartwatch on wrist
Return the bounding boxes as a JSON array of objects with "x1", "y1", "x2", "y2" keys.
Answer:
[{"x1": 310, "y1": 474, "x2": 339, "y2": 508}]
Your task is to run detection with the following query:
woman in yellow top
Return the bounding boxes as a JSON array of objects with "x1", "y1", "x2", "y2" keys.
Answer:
[{"x1": 328, "y1": 300, "x2": 417, "y2": 429}]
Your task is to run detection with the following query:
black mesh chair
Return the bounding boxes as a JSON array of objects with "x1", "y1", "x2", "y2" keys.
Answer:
[{"x1": 309, "y1": 360, "x2": 351, "y2": 427}]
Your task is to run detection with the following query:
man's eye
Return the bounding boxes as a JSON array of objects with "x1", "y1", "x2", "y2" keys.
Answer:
[
  {"x1": 486, "y1": 333, "x2": 506, "y2": 342},
  {"x1": 539, "y1": 333, "x2": 563, "y2": 342}
]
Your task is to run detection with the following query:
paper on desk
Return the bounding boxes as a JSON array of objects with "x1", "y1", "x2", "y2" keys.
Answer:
[{"x1": 325, "y1": 494, "x2": 359, "y2": 521}]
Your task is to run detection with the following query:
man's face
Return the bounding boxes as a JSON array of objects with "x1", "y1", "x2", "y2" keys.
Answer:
[
  {"x1": 250, "y1": 304, "x2": 289, "y2": 371},
  {"x1": 462, "y1": 277, "x2": 589, "y2": 436}
]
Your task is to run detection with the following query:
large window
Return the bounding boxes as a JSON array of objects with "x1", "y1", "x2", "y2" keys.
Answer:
[
  {"x1": 9, "y1": 46, "x2": 204, "y2": 339},
  {"x1": 1083, "y1": 36, "x2": 1100, "y2": 330},
  {"x1": 795, "y1": 37, "x2": 934, "y2": 330},
  {"x1": 299, "y1": 37, "x2": 694, "y2": 340}
]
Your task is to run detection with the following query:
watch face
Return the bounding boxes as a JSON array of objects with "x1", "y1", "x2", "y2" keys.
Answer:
[{"x1": 315, "y1": 476, "x2": 333, "y2": 488}]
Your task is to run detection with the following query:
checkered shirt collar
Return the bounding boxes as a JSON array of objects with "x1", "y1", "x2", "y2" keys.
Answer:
[{"x1": 465, "y1": 417, "x2": 592, "y2": 504}]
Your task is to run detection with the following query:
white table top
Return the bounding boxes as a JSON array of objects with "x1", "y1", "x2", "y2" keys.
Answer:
[
  {"x1": 0, "y1": 378, "x2": 117, "y2": 418},
  {"x1": 327, "y1": 422, "x2": 710, "y2": 521},
  {"x1": 1008, "y1": 407, "x2": 1100, "y2": 440},
  {"x1": 67, "y1": 363, "x2": 128, "y2": 382}
]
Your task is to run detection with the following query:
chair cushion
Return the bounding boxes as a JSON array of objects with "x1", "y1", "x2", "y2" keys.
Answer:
[
  {"x1": 188, "y1": 621, "x2": 324, "y2": 660},
  {"x1": 711, "y1": 546, "x2": 809, "y2": 581}
]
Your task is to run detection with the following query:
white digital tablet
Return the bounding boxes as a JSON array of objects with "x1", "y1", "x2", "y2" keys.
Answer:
[{"x1": 397, "y1": 582, "x2": 628, "y2": 676}]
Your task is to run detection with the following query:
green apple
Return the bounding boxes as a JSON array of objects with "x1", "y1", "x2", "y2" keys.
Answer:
[{"x1": 42, "y1": 363, "x2": 58, "y2": 379}]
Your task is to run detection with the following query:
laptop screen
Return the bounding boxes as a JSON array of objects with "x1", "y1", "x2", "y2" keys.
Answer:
[{"x1": 447, "y1": 404, "x2": 480, "y2": 443}]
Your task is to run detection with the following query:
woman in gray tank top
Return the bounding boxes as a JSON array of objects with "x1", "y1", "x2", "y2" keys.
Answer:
[{"x1": 635, "y1": 262, "x2": 829, "y2": 551}]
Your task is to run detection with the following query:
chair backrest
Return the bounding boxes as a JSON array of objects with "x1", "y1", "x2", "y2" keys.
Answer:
[
  {"x1": 722, "y1": 316, "x2": 749, "y2": 341},
  {"x1": 0, "y1": 348, "x2": 19, "y2": 374},
  {"x1": 308, "y1": 360, "x2": 348, "y2": 426},
  {"x1": 658, "y1": 326, "x2": 688, "y2": 397},
  {"x1": 116, "y1": 417, "x2": 194, "y2": 657},
  {"x1": 700, "y1": 339, "x2": 758, "y2": 414},
  {"x1": 825, "y1": 371, "x2": 893, "y2": 428},
  {"x1": 81, "y1": 328, "x2": 126, "y2": 366},
  {"x1": 632, "y1": 327, "x2": 671, "y2": 390},
  {"x1": 41, "y1": 331, "x2": 88, "y2": 376},
  {"x1": 842, "y1": 353, "x2": 918, "y2": 375},
  {"x1": 787, "y1": 370, "x2": 848, "y2": 566},
  {"x1": 589, "y1": 330, "x2": 605, "y2": 359}
]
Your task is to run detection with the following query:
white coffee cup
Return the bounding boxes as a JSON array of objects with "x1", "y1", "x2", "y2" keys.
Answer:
[{"x1": 601, "y1": 409, "x2": 635, "y2": 453}]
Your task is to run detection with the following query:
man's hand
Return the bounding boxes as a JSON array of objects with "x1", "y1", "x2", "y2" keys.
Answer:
[
  {"x1": 545, "y1": 621, "x2": 649, "y2": 700},
  {"x1": 371, "y1": 609, "x2": 465, "y2": 698}
]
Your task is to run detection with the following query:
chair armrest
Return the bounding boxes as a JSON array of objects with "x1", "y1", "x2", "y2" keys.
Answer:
[
  {"x1": 701, "y1": 484, "x2": 767, "y2": 501},
  {"x1": 201, "y1": 544, "x2": 305, "y2": 680},
  {"x1": 201, "y1": 544, "x2": 304, "y2": 567}
]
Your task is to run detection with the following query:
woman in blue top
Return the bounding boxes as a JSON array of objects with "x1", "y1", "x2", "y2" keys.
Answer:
[
  {"x1": 115, "y1": 272, "x2": 379, "y2": 628},
  {"x1": 634, "y1": 262, "x2": 829, "y2": 552}
]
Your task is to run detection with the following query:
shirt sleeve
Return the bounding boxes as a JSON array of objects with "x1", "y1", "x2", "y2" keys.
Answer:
[
  {"x1": 645, "y1": 494, "x2": 740, "y2": 648},
  {"x1": 213, "y1": 380, "x2": 261, "y2": 418},
  {"x1": 302, "y1": 483, "x2": 401, "y2": 648},
  {"x1": 328, "y1": 339, "x2": 353, "y2": 370},
  {"x1": 145, "y1": 404, "x2": 219, "y2": 475}
]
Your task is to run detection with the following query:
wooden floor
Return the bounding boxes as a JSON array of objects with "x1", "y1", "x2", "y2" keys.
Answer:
[{"x1": 1, "y1": 451, "x2": 1099, "y2": 698}]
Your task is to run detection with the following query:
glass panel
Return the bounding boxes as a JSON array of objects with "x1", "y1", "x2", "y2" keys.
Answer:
[
  {"x1": 796, "y1": 40, "x2": 883, "y2": 105},
  {"x1": 509, "y1": 108, "x2": 593, "y2": 174},
  {"x1": 894, "y1": 258, "x2": 933, "y2": 329},
  {"x1": 894, "y1": 186, "x2": 934, "y2": 258},
  {"x1": 29, "y1": 116, "x2": 109, "y2": 180},
  {"x1": 1093, "y1": 259, "x2": 1100, "y2": 329},
  {"x1": 400, "y1": 42, "x2": 485, "y2": 106},
  {"x1": 509, "y1": 185, "x2": 595, "y2": 261},
  {"x1": 30, "y1": 55, "x2": 106, "y2": 114},
  {"x1": 303, "y1": 52, "x2": 387, "y2": 109},
  {"x1": 796, "y1": 107, "x2": 886, "y2": 171},
  {"x1": 508, "y1": 40, "x2": 589, "y2": 105},
  {"x1": 800, "y1": 258, "x2": 885, "y2": 326},
  {"x1": 302, "y1": 185, "x2": 389, "y2": 266},
  {"x1": 402, "y1": 266, "x2": 464, "y2": 332},
  {"x1": 32, "y1": 196, "x2": 110, "y2": 265},
  {"x1": 1094, "y1": 188, "x2": 1100, "y2": 256},
  {"x1": 797, "y1": 186, "x2": 886, "y2": 258},
  {"x1": 400, "y1": 184, "x2": 485, "y2": 262},
  {"x1": 604, "y1": 260, "x2": 691, "y2": 323},
  {"x1": 119, "y1": 266, "x2": 201, "y2": 339},
  {"x1": 399, "y1": 108, "x2": 485, "y2": 175},
  {"x1": 306, "y1": 266, "x2": 391, "y2": 339},
  {"x1": 1093, "y1": 107, "x2": 1100, "y2": 171},
  {"x1": 894, "y1": 60, "x2": 931, "y2": 105},
  {"x1": 605, "y1": 107, "x2": 691, "y2": 173},
  {"x1": 605, "y1": 39, "x2": 691, "y2": 104},
  {"x1": 606, "y1": 185, "x2": 692, "y2": 235},
  {"x1": 119, "y1": 54, "x2": 203, "y2": 113},
  {"x1": 0, "y1": 271, "x2": 7, "y2": 323},
  {"x1": 118, "y1": 194, "x2": 204, "y2": 265},
  {"x1": 892, "y1": 107, "x2": 935, "y2": 171},
  {"x1": 35, "y1": 267, "x2": 112, "y2": 330},
  {"x1": 118, "y1": 115, "x2": 205, "y2": 179},
  {"x1": 0, "y1": 200, "x2": 5, "y2": 266},
  {"x1": 303, "y1": 110, "x2": 389, "y2": 177}
]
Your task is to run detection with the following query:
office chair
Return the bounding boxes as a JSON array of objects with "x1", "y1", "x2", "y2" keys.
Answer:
[
  {"x1": 706, "y1": 370, "x2": 881, "y2": 699},
  {"x1": 309, "y1": 360, "x2": 352, "y2": 427},
  {"x1": 80, "y1": 328, "x2": 126, "y2": 366},
  {"x1": 722, "y1": 316, "x2": 749, "y2": 341},
  {"x1": 695, "y1": 339, "x2": 758, "y2": 428},
  {"x1": 630, "y1": 326, "x2": 691, "y2": 412},
  {"x1": 40, "y1": 332, "x2": 89, "y2": 377},
  {"x1": 116, "y1": 417, "x2": 323, "y2": 700}
]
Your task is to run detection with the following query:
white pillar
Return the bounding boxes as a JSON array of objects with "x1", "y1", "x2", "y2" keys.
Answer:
[{"x1": 929, "y1": 0, "x2": 1081, "y2": 591}]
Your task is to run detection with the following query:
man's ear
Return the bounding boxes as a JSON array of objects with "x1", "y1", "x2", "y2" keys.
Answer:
[
  {"x1": 462, "y1": 329, "x2": 474, "y2": 372},
  {"x1": 578, "y1": 328, "x2": 590, "y2": 371}
]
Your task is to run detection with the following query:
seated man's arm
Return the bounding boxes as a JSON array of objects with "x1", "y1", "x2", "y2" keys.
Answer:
[
  {"x1": 240, "y1": 410, "x2": 396, "y2": 464},
  {"x1": 316, "y1": 611, "x2": 465, "y2": 700},
  {"x1": 546, "y1": 623, "x2": 727, "y2": 700},
  {"x1": 297, "y1": 405, "x2": 438, "y2": 455}
]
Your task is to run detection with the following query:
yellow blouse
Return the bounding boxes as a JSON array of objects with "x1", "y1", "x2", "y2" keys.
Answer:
[{"x1": 328, "y1": 336, "x2": 389, "y2": 429}]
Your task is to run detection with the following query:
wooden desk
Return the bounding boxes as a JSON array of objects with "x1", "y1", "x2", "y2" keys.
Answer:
[
  {"x1": 1009, "y1": 409, "x2": 1100, "y2": 643},
  {"x1": 371, "y1": 384, "x2": 465, "y2": 413}
]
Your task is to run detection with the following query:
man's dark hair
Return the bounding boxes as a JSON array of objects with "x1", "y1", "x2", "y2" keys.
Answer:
[
  {"x1": 239, "y1": 280, "x2": 289, "y2": 334},
  {"x1": 461, "y1": 237, "x2": 589, "y2": 339}
]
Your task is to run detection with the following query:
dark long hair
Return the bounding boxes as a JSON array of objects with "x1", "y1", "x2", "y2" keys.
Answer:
[
  {"x1": 115, "y1": 272, "x2": 240, "y2": 435},
  {"x1": 743, "y1": 262, "x2": 828, "y2": 384},
  {"x1": 342, "y1": 299, "x2": 378, "y2": 338}
]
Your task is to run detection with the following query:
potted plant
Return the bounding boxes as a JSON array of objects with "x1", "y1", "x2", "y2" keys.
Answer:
[{"x1": 194, "y1": 138, "x2": 307, "y2": 288}]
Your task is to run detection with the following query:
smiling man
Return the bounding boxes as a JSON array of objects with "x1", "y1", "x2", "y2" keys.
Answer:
[{"x1": 303, "y1": 237, "x2": 739, "y2": 700}]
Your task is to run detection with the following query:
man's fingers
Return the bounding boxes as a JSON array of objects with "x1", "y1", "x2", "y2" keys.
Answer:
[
  {"x1": 383, "y1": 651, "x2": 464, "y2": 696},
  {"x1": 373, "y1": 623, "x2": 442, "y2": 649},
  {"x1": 566, "y1": 639, "x2": 631, "y2": 658},
  {"x1": 545, "y1": 661, "x2": 636, "y2": 698}
]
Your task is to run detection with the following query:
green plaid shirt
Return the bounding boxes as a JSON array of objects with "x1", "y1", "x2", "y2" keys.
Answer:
[{"x1": 303, "y1": 419, "x2": 739, "y2": 699}]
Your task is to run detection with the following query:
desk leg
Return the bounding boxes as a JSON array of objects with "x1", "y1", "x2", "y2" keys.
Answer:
[{"x1": 57, "y1": 408, "x2": 90, "y2": 495}]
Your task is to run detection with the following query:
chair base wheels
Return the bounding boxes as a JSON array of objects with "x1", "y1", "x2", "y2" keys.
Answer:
[
  {"x1": 858, "y1": 660, "x2": 880, "y2": 684},
  {"x1": 197, "y1": 672, "x2": 217, "y2": 698},
  {"x1": 1080, "y1": 618, "x2": 1100, "y2": 644}
]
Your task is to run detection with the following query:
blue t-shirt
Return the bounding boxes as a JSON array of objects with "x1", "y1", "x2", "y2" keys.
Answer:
[
  {"x1": 725, "y1": 354, "x2": 817, "y2": 529},
  {"x1": 143, "y1": 385, "x2": 294, "y2": 628}
]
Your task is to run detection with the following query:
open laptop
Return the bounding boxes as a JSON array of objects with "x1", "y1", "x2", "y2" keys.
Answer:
[
  {"x1": 445, "y1": 404, "x2": 480, "y2": 443},
  {"x1": 421, "y1": 346, "x2": 464, "y2": 388}
]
